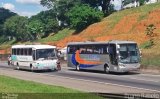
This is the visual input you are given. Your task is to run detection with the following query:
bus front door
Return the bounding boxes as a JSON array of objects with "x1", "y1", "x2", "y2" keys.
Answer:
[{"x1": 108, "y1": 44, "x2": 118, "y2": 65}]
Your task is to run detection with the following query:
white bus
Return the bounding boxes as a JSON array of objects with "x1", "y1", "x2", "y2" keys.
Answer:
[
  {"x1": 11, "y1": 45, "x2": 60, "y2": 71},
  {"x1": 67, "y1": 40, "x2": 141, "y2": 73}
]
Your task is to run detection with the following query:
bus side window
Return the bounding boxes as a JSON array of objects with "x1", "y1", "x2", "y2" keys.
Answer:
[
  {"x1": 28, "y1": 48, "x2": 32, "y2": 55},
  {"x1": 32, "y1": 50, "x2": 36, "y2": 60},
  {"x1": 101, "y1": 45, "x2": 108, "y2": 54},
  {"x1": 67, "y1": 47, "x2": 70, "y2": 54},
  {"x1": 68, "y1": 46, "x2": 76, "y2": 54}
]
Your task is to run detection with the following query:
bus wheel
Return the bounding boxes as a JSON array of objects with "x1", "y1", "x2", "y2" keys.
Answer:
[
  {"x1": 104, "y1": 64, "x2": 110, "y2": 73},
  {"x1": 76, "y1": 64, "x2": 80, "y2": 71},
  {"x1": 30, "y1": 64, "x2": 34, "y2": 72},
  {"x1": 16, "y1": 63, "x2": 19, "y2": 70}
]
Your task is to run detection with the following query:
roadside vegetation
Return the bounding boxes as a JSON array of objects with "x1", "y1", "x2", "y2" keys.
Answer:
[{"x1": 0, "y1": 75, "x2": 102, "y2": 99}]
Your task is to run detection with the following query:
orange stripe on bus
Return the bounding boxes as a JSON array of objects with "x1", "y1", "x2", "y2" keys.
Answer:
[{"x1": 75, "y1": 50, "x2": 101, "y2": 65}]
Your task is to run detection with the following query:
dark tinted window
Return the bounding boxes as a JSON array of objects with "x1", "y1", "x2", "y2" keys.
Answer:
[
  {"x1": 28, "y1": 48, "x2": 32, "y2": 55},
  {"x1": 67, "y1": 44, "x2": 108, "y2": 54}
]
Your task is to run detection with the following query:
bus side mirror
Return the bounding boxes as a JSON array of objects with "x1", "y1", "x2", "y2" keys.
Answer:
[
  {"x1": 117, "y1": 45, "x2": 120, "y2": 50},
  {"x1": 139, "y1": 49, "x2": 142, "y2": 57},
  {"x1": 57, "y1": 51, "x2": 61, "y2": 58},
  {"x1": 107, "y1": 47, "x2": 109, "y2": 54}
]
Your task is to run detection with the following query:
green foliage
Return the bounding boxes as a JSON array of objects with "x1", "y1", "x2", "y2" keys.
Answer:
[
  {"x1": 30, "y1": 10, "x2": 59, "y2": 36},
  {"x1": 140, "y1": 40, "x2": 154, "y2": 49},
  {"x1": 139, "y1": 0, "x2": 146, "y2": 5},
  {"x1": 145, "y1": 24, "x2": 156, "y2": 37},
  {"x1": 3, "y1": 15, "x2": 30, "y2": 41},
  {"x1": 39, "y1": 28, "x2": 74, "y2": 42},
  {"x1": 0, "y1": 35, "x2": 8, "y2": 43},
  {"x1": 141, "y1": 56, "x2": 160, "y2": 67},
  {"x1": 0, "y1": 8, "x2": 16, "y2": 35},
  {"x1": 123, "y1": 0, "x2": 149, "y2": 6},
  {"x1": 143, "y1": 24, "x2": 156, "y2": 48},
  {"x1": 66, "y1": 4, "x2": 104, "y2": 32},
  {"x1": 0, "y1": 75, "x2": 103, "y2": 99},
  {"x1": 0, "y1": 75, "x2": 79, "y2": 93},
  {"x1": 81, "y1": 0, "x2": 112, "y2": 15},
  {"x1": 40, "y1": 0, "x2": 81, "y2": 28},
  {"x1": 0, "y1": 8, "x2": 16, "y2": 24},
  {"x1": 108, "y1": 4, "x2": 115, "y2": 15},
  {"x1": 27, "y1": 20, "x2": 45, "y2": 39}
]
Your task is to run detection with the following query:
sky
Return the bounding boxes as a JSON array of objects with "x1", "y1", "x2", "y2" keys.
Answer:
[
  {"x1": 0, "y1": 0, "x2": 121, "y2": 17},
  {"x1": 0, "y1": 0, "x2": 47, "y2": 17},
  {"x1": 111, "y1": 0, "x2": 122, "y2": 10}
]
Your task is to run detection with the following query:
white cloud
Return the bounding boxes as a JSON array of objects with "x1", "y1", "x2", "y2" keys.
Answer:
[
  {"x1": 111, "y1": 0, "x2": 122, "y2": 10},
  {"x1": 16, "y1": 0, "x2": 41, "y2": 5},
  {"x1": 17, "y1": 11, "x2": 37, "y2": 17},
  {"x1": 2, "y1": 3, "x2": 15, "y2": 11}
]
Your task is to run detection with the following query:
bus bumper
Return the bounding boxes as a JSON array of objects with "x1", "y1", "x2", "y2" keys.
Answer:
[
  {"x1": 32, "y1": 66, "x2": 57, "y2": 71},
  {"x1": 117, "y1": 63, "x2": 140, "y2": 73}
]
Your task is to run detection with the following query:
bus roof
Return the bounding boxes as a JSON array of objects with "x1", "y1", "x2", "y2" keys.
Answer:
[
  {"x1": 67, "y1": 40, "x2": 137, "y2": 46},
  {"x1": 12, "y1": 45, "x2": 56, "y2": 49}
]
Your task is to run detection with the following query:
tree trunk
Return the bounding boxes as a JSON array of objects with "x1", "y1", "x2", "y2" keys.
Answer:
[{"x1": 101, "y1": 0, "x2": 111, "y2": 15}]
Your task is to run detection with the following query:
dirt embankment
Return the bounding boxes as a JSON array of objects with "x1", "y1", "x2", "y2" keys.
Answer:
[{"x1": 53, "y1": 9, "x2": 160, "y2": 48}]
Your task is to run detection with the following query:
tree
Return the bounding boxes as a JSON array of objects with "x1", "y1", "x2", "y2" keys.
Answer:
[
  {"x1": 144, "y1": 24, "x2": 156, "y2": 48},
  {"x1": 0, "y1": 8, "x2": 16, "y2": 35},
  {"x1": 40, "y1": 0, "x2": 113, "y2": 25},
  {"x1": 145, "y1": 24, "x2": 156, "y2": 38},
  {"x1": 123, "y1": 0, "x2": 150, "y2": 7},
  {"x1": 30, "y1": 9, "x2": 59, "y2": 36},
  {"x1": 81, "y1": 0, "x2": 113, "y2": 15},
  {"x1": 4, "y1": 15, "x2": 30, "y2": 41},
  {"x1": 27, "y1": 20, "x2": 45, "y2": 39},
  {"x1": 66, "y1": 4, "x2": 104, "y2": 32},
  {"x1": 0, "y1": 8, "x2": 16, "y2": 24},
  {"x1": 40, "y1": 0, "x2": 81, "y2": 27}
]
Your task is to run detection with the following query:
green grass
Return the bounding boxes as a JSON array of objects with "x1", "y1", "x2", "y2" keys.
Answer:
[
  {"x1": 141, "y1": 57, "x2": 160, "y2": 68},
  {"x1": 104, "y1": 2, "x2": 160, "y2": 31},
  {"x1": 38, "y1": 28, "x2": 75, "y2": 43},
  {"x1": 0, "y1": 39, "x2": 16, "y2": 49},
  {"x1": 0, "y1": 75, "x2": 103, "y2": 99}
]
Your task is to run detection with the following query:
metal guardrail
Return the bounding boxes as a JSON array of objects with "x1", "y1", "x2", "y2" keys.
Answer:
[{"x1": 95, "y1": 93, "x2": 160, "y2": 99}]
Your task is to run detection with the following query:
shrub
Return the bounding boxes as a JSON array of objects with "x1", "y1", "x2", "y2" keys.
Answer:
[
  {"x1": 140, "y1": 40, "x2": 154, "y2": 49},
  {"x1": 66, "y1": 4, "x2": 104, "y2": 32}
]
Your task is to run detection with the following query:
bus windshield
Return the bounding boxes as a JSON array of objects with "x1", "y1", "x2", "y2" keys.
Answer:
[
  {"x1": 119, "y1": 44, "x2": 140, "y2": 63},
  {"x1": 36, "y1": 49, "x2": 56, "y2": 60}
]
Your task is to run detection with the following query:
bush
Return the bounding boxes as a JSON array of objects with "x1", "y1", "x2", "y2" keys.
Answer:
[
  {"x1": 140, "y1": 40, "x2": 154, "y2": 49},
  {"x1": 0, "y1": 35, "x2": 8, "y2": 43},
  {"x1": 66, "y1": 4, "x2": 104, "y2": 32}
]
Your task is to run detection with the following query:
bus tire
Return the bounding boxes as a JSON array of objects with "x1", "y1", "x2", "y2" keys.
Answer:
[
  {"x1": 30, "y1": 64, "x2": 34, "y2": 72},
  {"x1": 76, "y1": 64, "x2": 80, "y2": 71},
  {"x1": 16, "y1": 63, "x2": 19, "y2": 70},
  {"x1": 8, "y1": 61, "x2": 10, "y2": 65},
  {"x1": 104, "y1": 64, "x2": 110, "y2": 73}
]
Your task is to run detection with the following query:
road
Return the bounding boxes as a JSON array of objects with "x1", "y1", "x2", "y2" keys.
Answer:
[{"x1": 0, "y1": 61, "x2": 160, "y2": 95}]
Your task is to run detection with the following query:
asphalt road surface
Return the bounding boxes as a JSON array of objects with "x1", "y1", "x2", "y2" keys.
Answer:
[{"x1": 0, "y1": 61, "x2": 160, "y2": 94}]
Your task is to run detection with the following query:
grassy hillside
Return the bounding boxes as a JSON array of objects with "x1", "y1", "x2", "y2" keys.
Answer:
[
  {"x1": 51, "y1": 3, "x2": 160, "y2": 67},
  {"x1": 54, "y1": 3, "x2": 160, "y2": 46}
]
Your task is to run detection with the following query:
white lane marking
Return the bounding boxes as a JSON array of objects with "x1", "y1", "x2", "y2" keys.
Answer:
[
  {"x1": 40, "y1": 73, "x2": 160, "y2": 93},
  {"x1": 139, "y1": 73, "x2": 160, "y2": 77},
  {"x1": 1, "y1": 68, "x2": 160, "y2": 93},
  {"x1": 1, "y1": 66, "x2": 160, "y2": 83},
  {"x1": 0, "y1": 69, "x2": 160, "y2": 93},
  {"x1": 60, "y1": 69, "x2": 160, "y2": 83}
]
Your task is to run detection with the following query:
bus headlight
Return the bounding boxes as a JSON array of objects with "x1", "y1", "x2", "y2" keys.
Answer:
[{"x1": 119, "y1": 63, "x2": 125, "y2": 68}]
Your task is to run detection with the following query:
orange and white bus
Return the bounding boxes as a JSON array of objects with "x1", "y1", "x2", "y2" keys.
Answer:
[{"x1": 67, "y1": 40, "x2": 141, "y2": 73}]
